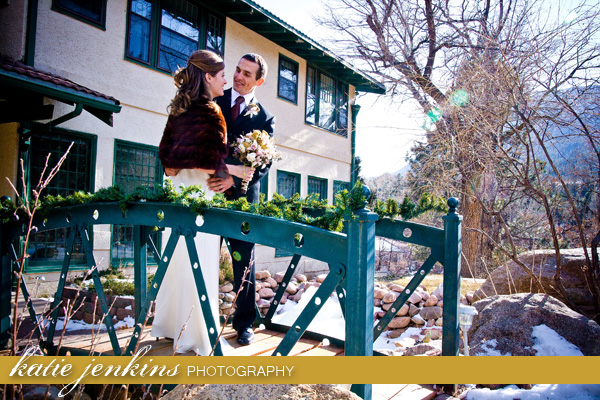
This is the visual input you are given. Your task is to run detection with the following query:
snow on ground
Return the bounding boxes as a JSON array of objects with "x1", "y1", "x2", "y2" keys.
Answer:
[
  {"x1": 467, "y1": 385, "x2": 600, "y2": 400},
  {"x1": 53, "y1": 315, "x2": 136, "y2": 332},
  {"x1": 531, "y1": 324, "x2": 584, "y2": 356}
]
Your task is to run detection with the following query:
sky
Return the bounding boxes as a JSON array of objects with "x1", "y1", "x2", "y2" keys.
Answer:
[{"x1": 253, "y1": 0, "x2": 425, "y2": 177}]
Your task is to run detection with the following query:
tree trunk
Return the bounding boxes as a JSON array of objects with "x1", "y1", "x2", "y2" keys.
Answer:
[{"x1": 461, "y1": 190, "x2": 486, "y2": 278}]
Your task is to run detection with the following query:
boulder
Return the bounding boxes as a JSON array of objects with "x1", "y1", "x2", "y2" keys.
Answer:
[
  {"x1": 295, "y1": 274, "x2": 307, "y2": 283},
  {"x1": 274, "y1": 271, "x2": 285, "y2": 283},
  {"x1": 285, "y1": 282, "x2": 298, "y2": 295},
  {"x1": 265, "y1": 277, "x2": 278, "y2": 288},
  {"x1": 258, "y1": 288, "x2": 275, "y2": 298},
  {"x1": 161, "y1": 384, "x2": 362, "y2": 400},
  {"x1": 469, "y1": 293, "x2": 600, "y2": 356},
  {"x1": 424, "y1": 295, "x2": 438, "y2": 307},
  {"x1": 403, "y1": 341, "x2": 442, "y2": 356},
  {"x1": 219, "y1": 282, "x2": 234, "y2": 293},
  {"x1": 382, "y1": 292, "x2": 398, "y2": 303},
  {"x1": 374, "y1": 288, "x2": 387, "y2": 300},
  {"x1": 419, "y1": 306, "x2": 443, "y2": 320},
  {"x1": 473, "y1": 249, "x2": 596, "y2": 318},
  {"x1": 255, "y1": 270, "x2": 271, "y2": 280},
  {"x1": 388, "y1": 316, "x2": 411, "y2": 329}
]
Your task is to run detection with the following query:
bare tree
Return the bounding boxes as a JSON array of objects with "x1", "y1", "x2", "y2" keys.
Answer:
[{"x1": 318, "y1": 0, "x2": 600, "y2": 287}]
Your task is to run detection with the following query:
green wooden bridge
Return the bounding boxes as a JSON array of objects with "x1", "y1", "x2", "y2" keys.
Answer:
[{"x1": 0, "y1": 187, "x2": 462, "y2": 400}]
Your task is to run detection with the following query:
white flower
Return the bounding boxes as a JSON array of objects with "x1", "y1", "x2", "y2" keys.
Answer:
[
  {"x1": 238, "y1": 144, "x2": 246, "y2": 153},
  {"x1": 247, "y1": 153, "x2": 257, "y2": 162},
  {"x1": 244, "y1": 103, "x2": 260, "y2": 118}
]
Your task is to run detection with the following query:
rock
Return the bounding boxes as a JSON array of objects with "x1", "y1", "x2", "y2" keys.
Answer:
[
  {"x1": 223, "y1": 293, "x2": 235, "y2": 303},
  {"x1": 435, "y1": 318, "x2": 443, "y2": 327},
  {"x1": 255, "y1": 270, "x2": 271, "y2": 280},
  {"x1": 388, "y1": 317, "x2": 411, "y2": 329},
  {"x1": 387, "y1": 328, "x2": 405, "y2": 339},
  {"x1": 255, "y1": 282, "x2": 262, "y2": 291},
  {"x1": 258, "y1": 288, "x2": 275, "y2": 298},
  {"x1": 403, "y1": 342, "x2": 442, "y2": 356},
  {"x1": 280, "y1": 296, "x2": 287, "y2": 305},
  {"x1": 261, "y1": 280, "x2": 272, "y2": 288},
  {"x1": 419, "y1": 306, "x2": 443, "y2": 320},
  {"x1": 407, "y1": 292, "x2": 422, "y2": 304},
  {"x1": 432, "y1": 283, "x2": 443, "y2": 300},
  {"x1": 219, "y1": 282, "x2": 234, "y2": 293},
  {"x1": 382, "y1": 292, "x2": 398, "y2": 303},
  {"x1": 397, "y1": 304, "x2": 409, "y2": 316},
  {"x1": 274, "y1": 272, "x2": 286, "y2": 283},
  {"x1": 438, "y1": 300, "x2": 443, "y2": 308},
  {"x1": 374, "y1": 298, "x2": 382, "y2": 307},
  {"x1": 292, "y1": 289, "x2": 304, "y2": 303},
  {"x1": 411, "y1": 314, "x2": 426, "y2": 325},
  {"x1": 285, "y1": 282, "x2": 298, "y2": 295},
  {"x1": 389, "y1": 284, "x2": 404, "y2": 292},
  {"x1": 473, "y1": 249, "x2": 596, "y2": 318},
  {"x1": 428, "y1": 329, "x2": 443, "y2": 340},
  {"x1": 424, "y1": 295, "x2": 438, "y2": 307},
  {"x1": 265, "y1": 277, "x2": 278, "y2": 288},
  {"x1": 255, "y1": 292, "x2": 260, "y2": 302},
  {"x1": 316, "y1": 274, "x2": 327, "y2": 283},
  {"x1": 295, "y1": 274, "x2": 307, "y2": 283},
  {"x1": 426, "y1": 319, "x2": 435, "y2": 327},
  {"x1": 374, "y1": 288, "x2": 387, "y2": 299},
  {"x1": 409, "y1": 304, "x2": 420, "y2": 317},
  {"x1": 161, "y1": 384, "x2": 362, "y2": 400},
  {"x1": 375, "y1": 311, "x2": 386, "y2": 319},
  {"x1": 256, "y1": 298, "x2": 271, "y2": 308},
  {"x1": 218, "y1": 292, "x2": 225, "y2": 299},
  {"x1": 419, "y1": 290, "x2": 429, "y2": 301},
  {"x1": 469, "y1": 293, "x2": 600, "y2": 356},
  {"x1": 219, "y1": 301, "x2": 233, "y2": 310},
  {"x1": 466, "y1": 291, "x2": 475, "y2": 304},
  {"x1": 381, "y1": 303, "x2": 392, "y2": 311}
]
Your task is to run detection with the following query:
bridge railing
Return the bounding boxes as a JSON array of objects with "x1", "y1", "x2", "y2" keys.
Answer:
[{"x1": 0, "y1": 191, "x2": 461, "y2": 399}]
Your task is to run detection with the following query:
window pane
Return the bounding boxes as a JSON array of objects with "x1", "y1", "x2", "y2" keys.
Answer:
[
  {"x1": 113, "y1": 142, "x2": 162, "y2": 265},
  {"x1": 127, "y1": 0, "x2": 152, "y2": 63},
  {"x1": 308, "y1": 177, "x2": 327, "y2": 200},
  {"x1": 28, "y1": 131, "x2": 93, "y2": 270},
  {"x1": 277, "y1": 171, "x2": 299, "y2": 198},
  {"x1": 206, "y1": 13, "x2": 224, "y2": 55},
  {"x1": 158, "y1": 7, "x2": 199, "y2": 72},
  {"x1": 54, "y1": 0, "x2": 105, "y2": 25},
  {"x1": 278, "y1": 57, "x2": 298, "y2": 102},
  {"x1": 318, "y1": 73, "x2": 336, "y2": 131},
  {"x1": 337, "y1": 82, "x2": 348, "y2": 137},
  {"x1": 305, "y1": 67, "x2": 316, "y2": 124}
]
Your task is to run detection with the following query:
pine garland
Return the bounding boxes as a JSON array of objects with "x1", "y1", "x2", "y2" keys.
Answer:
[{"x1": 0, "y1": 180, "x2": 447, "y2": 232}]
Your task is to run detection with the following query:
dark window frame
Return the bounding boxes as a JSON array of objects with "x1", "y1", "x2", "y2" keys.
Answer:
[
  {"x1": 277, "y1": 54, "x2": 299, "y2": 104},
  {"x1": 111, "y1": 140, "x2": 163, "y2": 267},
  {"x1": 333, "y1": 180, "x2": 350, "y2": 205},
  {"x1": 124, "y1": 0, "x2": 225, "y2": 74},
  {"x1": 24, "y1": 126, "x2": 97, "y2": 273},
  {"x1": 52, "y1": 0, "x2": 107, "y2": 30},
  {"x1": 304, "y1": 65, "x2": 349, "y2": 137},
  {"x1": 307, "y1": 175, "x2": 328, "y2": 201},
  {"x1": 276, "y1": 170, "x2": 301, "y2": 199}
]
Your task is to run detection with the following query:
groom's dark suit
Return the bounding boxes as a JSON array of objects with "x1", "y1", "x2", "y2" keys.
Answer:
[{"x1": 216, "y1": 88, "x2": 275, "y2": 332}]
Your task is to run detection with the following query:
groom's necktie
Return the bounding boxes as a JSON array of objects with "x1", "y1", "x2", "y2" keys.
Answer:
[{"x1": 231, "y1": 96, "x2": 244, "y2": 121}]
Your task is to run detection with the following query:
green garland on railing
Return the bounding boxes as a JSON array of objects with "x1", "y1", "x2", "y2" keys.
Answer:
[{"x1": 0, "y1": 181, "x2": 447, "y2": 232}]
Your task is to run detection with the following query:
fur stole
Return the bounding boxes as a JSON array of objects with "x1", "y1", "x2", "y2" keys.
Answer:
[{"x1": 159, "y1": 101, "x2": 228, "y2": 170}]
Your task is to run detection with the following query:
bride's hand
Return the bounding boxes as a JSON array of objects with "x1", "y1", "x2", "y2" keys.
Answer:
[{"x1": 227, "y1": 164, "x2": 255, "y2": 180}]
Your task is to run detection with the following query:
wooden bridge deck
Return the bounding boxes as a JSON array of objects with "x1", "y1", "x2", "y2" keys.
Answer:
[{"x1": 57, "y1": 324, "x2": 344, "y2": 357}]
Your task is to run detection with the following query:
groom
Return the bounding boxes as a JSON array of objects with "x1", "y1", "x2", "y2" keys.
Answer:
[{"x1": 208, "y1": 53, "x2": 275, "y2": 345}]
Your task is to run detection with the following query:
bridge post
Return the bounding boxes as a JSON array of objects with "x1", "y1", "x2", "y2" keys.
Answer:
[
  {"x1": 133, "y1": 226, "x2": 149, "y2": 322},
  {"x1": 346, "y1": 185, "x2": 378, "y2": 400},
  {"x1": 442, "y1": 198, "x2": 462, "y2": 356}
]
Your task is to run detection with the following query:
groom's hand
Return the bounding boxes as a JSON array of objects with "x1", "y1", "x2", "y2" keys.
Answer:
[{"x1": 207, "y1": 175, "x2": 234, "y2": 193}]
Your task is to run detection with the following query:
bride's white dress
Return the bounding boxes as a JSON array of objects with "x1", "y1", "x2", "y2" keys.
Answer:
[{"x1": 151, "y1": 169, "x2": 220, "y2": 355}]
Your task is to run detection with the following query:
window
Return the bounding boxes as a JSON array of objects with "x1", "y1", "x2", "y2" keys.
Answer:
[
  {"x1": 307, "y1": 176, "x2": 327, "y2": 201},
  {"x1": 333, "y1": 180, "x2": 350, "y2": 205},
  {"x1": 26, "y1": 129, "x2": 96, "y2": 272},
  {"x1": 126, "y1": 0, "x2": 225, "y2": 73},
  {"x1": 112, "y1": 141, "x2": 163, "y2": 266},
  {"x1": 276, "y1": 170, "x2": 300, "y2": 198},
  {"x1": 305, "y1": 66, "x2": 349, "y2": 136},
  {"x1": 277, "y1": 55, "x2": 299, "y2": 103},
  {"x1": 52, "y1": 0, "x2": 107, "y2": 29}
]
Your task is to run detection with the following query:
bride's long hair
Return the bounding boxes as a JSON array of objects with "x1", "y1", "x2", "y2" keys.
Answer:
[{"x1": 168, "y1": 50, "x2": 225, "y2": 117}]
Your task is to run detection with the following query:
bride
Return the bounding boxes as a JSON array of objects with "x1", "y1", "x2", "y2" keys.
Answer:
[{"x1": 152, "y1": 50, "x2": 252, "y2": 355}]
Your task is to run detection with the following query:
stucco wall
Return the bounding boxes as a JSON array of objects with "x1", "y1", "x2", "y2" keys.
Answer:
[
  {"x1": 0, "y1": 1, "x2": 28, "y2": 60},
  {"x1": 15, "y1": 1, "x2": 355, "y2": 276}
]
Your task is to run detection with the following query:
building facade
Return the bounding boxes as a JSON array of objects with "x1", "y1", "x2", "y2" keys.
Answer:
[{"x1": 0, "y1": 0, "x2": 384, "y2": 281}]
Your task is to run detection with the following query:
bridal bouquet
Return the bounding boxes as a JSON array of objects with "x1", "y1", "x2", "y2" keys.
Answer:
[{"x1": 231, "y1": 129, "x2": 282, "y2": 194}]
